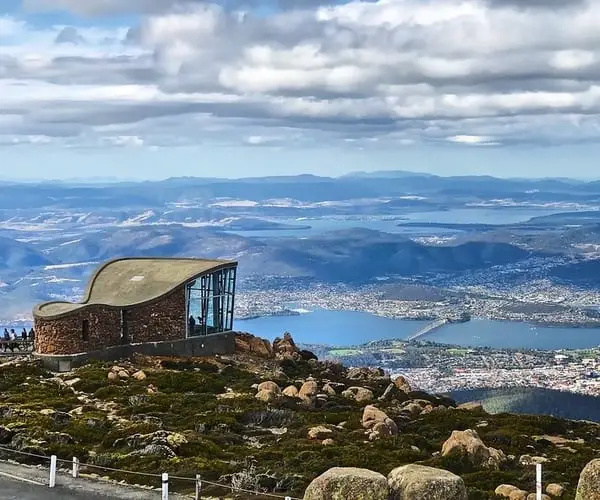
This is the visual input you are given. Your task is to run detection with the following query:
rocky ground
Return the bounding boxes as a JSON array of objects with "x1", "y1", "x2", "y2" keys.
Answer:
[{"x1": 0, "y1": 333, "x2": 599, "y2": 499}]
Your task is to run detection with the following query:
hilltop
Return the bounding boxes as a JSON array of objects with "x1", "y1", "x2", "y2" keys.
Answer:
[{"x1": 0, "y1": 333, "x2": 599, "y2": 499}]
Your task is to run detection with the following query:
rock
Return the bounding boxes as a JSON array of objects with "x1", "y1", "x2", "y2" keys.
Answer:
[
  {"x1": 458, "y1": 401, "x2": 483, "y2": 412},
  {"x1": 370, "y1": 421, "x2": 397, "y2": 440},
  {"x1": 303, "y1": 467, "x2": 388, "y2": 500},
  {"x1": 495, "y1": 485, "x2": 518, "y2": 497},
  {"x1": 342, "y1": 386, "x2": 374, "y2": 403},
  {"x1": 64, "y1": 378, "x2": 81, "y2": 387},
  {"x1": 299, "y1": 380, "x2": 319, "y2": 398},
  {"x1": 118, "y1": 370, "x2": 130, "y2": 379},
  {"x1": 282, "y1": 385, "x2": 299, "y2": 397},
  {"x1": 509, "y1": 491, "x2": 528, "y2": 500},
  {"x1": 255, "y1": 389, "x2": 279, "y2": 403},
  {"x1": 0, "y1": 425, "x2": 15, "y2": 445},
  {"x1": 107, "y1": 371, "x2": 119, "y2": 382},
  {"x1": 576, "y1": 459, "x2": 600, "y2": 499},
  {"x1": 546, "y1": 483, "x2": 565, "y2": 497},
  {"x1": 322, "y1": 438, "x2": 335, "y2": 446},
  {"x1": 130, "y1": 444, "x2": 176, "y2": 458},
  {"x1": 39, "y1": 409, "x2": 55, "y2": 416},
  {"x1": 257, "y1": 381, "x2": 281, "y2": 394},
  {"x1": 166, "y1": 432, "x2": 187, "y2": 449},
  {"x1": 272, "y1": 332, "x2": 301, "y2": 360},
  {"x1": 362, "y1": 405, "x2": 391, "y2": 428},
  {"x1": 387, "y1": 464, "x2": 467, "y2": 500},
  {"x1": 308, "y1": 426, "x2": 333, "y2": 440},
  {"x1": 400, "y1": 402, "x2": 424, "y2": 418},
  {"x1": 132, "y1": 370, "x2": 147, "y2": 381},
  {"x1": 528, "y1": 494, "x2": 551, "y2": 500},
  {"x1": 362, "y1": 405, "x2": 398, "y2": 440},
  {"x1": 322, "y1": 383, "x2": 336, "y2": 396},
  {"x1": 520, "y1": 455, "x2": 549, "y2": 466},
  {"x1": 347, "y1": 367, "x2": 389, "y2": 381},
  {"x1": 235, "y1": 332, "x2": 273, "y2": 358},
  {"x1": 393, "y1": 375, "x2": 412, "y2": 393},
  {"x1": 441, "y1": 429, "x2": 506, "y2": 470},
  {"x1": 378, "y1": 383, "x2": 408, "y2": 403}
]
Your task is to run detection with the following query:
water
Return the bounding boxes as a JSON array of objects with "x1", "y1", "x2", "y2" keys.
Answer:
[
  {"x1": 427, "y1": 319, "x2": 600, "y2": 350},
  {"x1": 235, "y1": 310, "x2": 600, "y2": 349},
  {"x1": 451, "y1": 387, "x2": 600, "y2": 422},
  {"x1": 235, "y1": 309, "x2": 428, "y2": 345},
  {"x1": 228, "y1": 207, "x2": 566, "y2": 238}
]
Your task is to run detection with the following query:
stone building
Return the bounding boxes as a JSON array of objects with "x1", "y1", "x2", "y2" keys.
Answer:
[{"x1": 33, "y1": 257, "x2": 237, "y2": 356}]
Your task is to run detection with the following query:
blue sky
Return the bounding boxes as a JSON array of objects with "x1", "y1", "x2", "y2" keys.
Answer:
[{"x1": 3, "y1": 0, "x2": 600, "y2": 180}]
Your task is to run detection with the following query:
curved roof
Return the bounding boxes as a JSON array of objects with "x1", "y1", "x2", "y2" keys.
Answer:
[{"x1": 34, "y1": 257, "x2": 237, "y2": 320}]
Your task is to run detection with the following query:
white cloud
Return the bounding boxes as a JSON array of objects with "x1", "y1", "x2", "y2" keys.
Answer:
[{"x1": 5, "y1": 0, "x2": 600, "y2": 150}]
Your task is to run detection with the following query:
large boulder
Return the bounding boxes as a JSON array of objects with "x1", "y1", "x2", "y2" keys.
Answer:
[
  {"x1": 256, "y1": 390, "x2": 279, "y2": 403},
  {"x1": 387, "y1": 464, "x2": 467, "y2": 500},
  {"x1": 508, "y1": 491, "x2": 528, "y2": 500},
  {"x1": 257, "y1": 381, "x2": 281, "y2": 394},
  {"x1": 299, "y1": 380, "x2": 319, "y2": 398},
  {"x1": 347, "y1": 367, "x2": 389, "y2": 381},
  {"x1": 235, "y1": 333, "x2": 273, "y2": 358},
  {"x1": 527, "y1": 494, "x2": 551, "y2": 500},
  {"x1": 308, "y1": 426, "x2": 334, "y2": 440},
  {"x1": 362, "y1": 405, "x2": 398, "y2": 440},
  {"x1": 576, "y1": 459, "x2": 600, "y2": 499},
  {"x1": 282, "y1": 385, "x2": 299, "y2": 397},
  {"x1": 546, "y1": 483, "x2": 565, "y2": 497},
  {"x1": 495, "y1": 485, "x2": 518, "y2": 497},
  {"x1": 393, "y1": 375, "x2": 412, "y2": 393},
  {"x1": 379, "y1": 383, "x2": 409, "y2": 403},
  {"x1": 303, "y1": 467, "x2": 388, "y2": 500},
  {"x1": 273, "y1": 332, "x2": 301, "y2": 360},
  {"x1": 342, "y1": 387, "x2": 374, "y2": 403},
  {"x1": 442, "y1": 429, "x2": 506, "y2": 470}
]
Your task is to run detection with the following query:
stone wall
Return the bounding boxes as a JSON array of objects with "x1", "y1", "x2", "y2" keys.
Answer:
[
  {"x1": 35, "y1": 305, "x2": 122, "y2": 355},
  {"x1": 125, "y1": 286, "x2": 186, "y2": 344},
  {"x1": 34, "y1": 285, "x2": 187, "y2": 355}
]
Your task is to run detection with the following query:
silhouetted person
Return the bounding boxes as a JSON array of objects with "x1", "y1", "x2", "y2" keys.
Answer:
[
  {"x1": 28, "y1": 328, "x2": 35, "y2": 342},
  {"x1": 9, "y1": 329, "x2": 20, "y2": 352},
  {"x1": 188, "y1": 315, "x2": 196, "y2": 333},
  {"x1": 21, "y1": 328, "x2": 27, "y2": 341},
  {"x1": 2, "y1": 329, "x2": 8, "y2": 353}
]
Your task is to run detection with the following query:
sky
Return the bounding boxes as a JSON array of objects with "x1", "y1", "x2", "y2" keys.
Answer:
[{"x1": 3, "y1": 0, "x2": 600, "y2": 180}]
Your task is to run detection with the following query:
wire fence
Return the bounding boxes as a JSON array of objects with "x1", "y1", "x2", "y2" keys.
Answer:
[{"x1": 0, "y1": 444, "x2": 302, "y2": 499}]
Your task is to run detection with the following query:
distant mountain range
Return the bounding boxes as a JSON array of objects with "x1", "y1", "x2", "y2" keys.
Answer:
[
  {"x1": 2, "y1": 172, "x2": 600, "y2": 319},
  {"x1": 1, "y1": 171, "x2": 600, "y2": 210}
]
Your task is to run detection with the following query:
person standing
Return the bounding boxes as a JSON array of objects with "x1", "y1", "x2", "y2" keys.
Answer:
[{"x1": 2, "y1": 328, "x2": 8, "y2": 353}]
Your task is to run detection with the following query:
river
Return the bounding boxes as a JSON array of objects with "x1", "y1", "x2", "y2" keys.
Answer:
[
  {"x1": 228, "y1": 207, "x2": 567, "y2": 238},
  {"x1": 234, "y1": 310, "x2": 600, "y2": 349}
]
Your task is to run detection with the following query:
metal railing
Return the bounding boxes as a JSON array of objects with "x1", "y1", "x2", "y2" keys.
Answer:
[{"x1": 0, "y1": 445, "x2": 301, "y2": 499}]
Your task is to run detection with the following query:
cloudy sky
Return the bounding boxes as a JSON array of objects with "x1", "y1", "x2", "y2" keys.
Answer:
[{"x1": 2, "y1": 0, "x2": 600, "y2": 180}]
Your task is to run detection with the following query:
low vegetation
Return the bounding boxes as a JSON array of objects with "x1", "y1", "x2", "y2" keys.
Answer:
[{"x1": 0, "y1": 350, "x2": 598, "y2": 499}]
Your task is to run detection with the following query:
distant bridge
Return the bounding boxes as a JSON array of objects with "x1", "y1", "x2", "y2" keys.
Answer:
[{"x1": 406, "y1": 318, "x2": 449, "y2": 341}]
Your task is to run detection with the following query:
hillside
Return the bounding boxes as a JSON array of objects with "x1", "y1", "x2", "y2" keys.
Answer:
[{"x1": 0, "y1": 334, "x2": 598, "y2": 499}]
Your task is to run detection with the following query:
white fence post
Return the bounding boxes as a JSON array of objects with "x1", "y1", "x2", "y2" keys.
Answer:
[
  {"x1": 162, "y1": 472, "x2": 169, "y2": 500},
  {"x1": 72, "y1": 457, "x2": 79, "y2": 478},
  {"x1": 195, "y1": 474, "x2": 201, "y2": 500},
  {"x1": 536, "y1": 463, "x2": 543, "y2": 500},
  {"x1": 49, "y1": 455, "x2": 57, "y2": 488}
]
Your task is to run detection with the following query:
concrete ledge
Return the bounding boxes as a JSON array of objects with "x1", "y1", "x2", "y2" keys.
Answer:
[{"x1": 34, "y1": 332, "x2": 236, "y2": 372}]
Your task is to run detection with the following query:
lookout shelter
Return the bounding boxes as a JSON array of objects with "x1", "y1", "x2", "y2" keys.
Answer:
[{"x1": 33, "y1": 257, "x2": 237, "y2": 356}]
